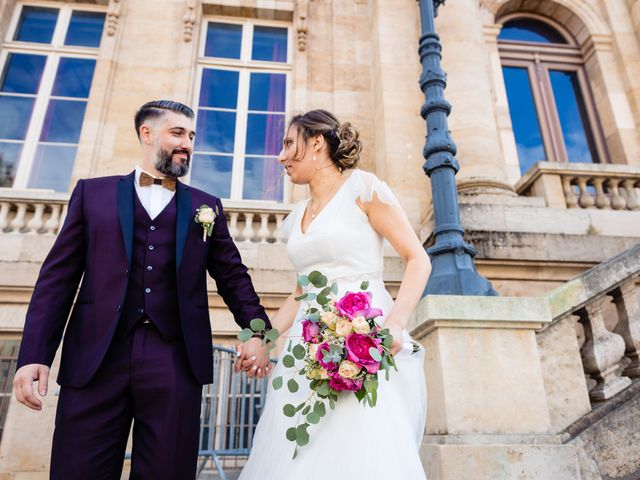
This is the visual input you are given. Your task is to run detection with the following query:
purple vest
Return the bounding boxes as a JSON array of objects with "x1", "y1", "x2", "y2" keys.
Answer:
[{"x1": 118, "y1": 193, "x2": 180, "y2": 340}]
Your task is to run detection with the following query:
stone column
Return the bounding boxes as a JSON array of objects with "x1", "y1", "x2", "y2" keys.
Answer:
[
  {"x1": 435, "y1": 0, "x2": 513, "y2": 194},
  {"x1": 411, "y1": 295, "x2": 581, "y2": 479}
]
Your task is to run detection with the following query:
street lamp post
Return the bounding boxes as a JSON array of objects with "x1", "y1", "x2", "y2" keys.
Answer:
[{"x1": 418, "y1": 0, "x2": 497, "y2": 296}]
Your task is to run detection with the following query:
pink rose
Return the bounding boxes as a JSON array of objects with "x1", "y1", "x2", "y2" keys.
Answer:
[
  {"x1": 329, "y1": 372, "x2": 363, "y2": 392},
  {"x1": 316, "y1": 342, "x2": 339, "y2": 371},
  {"x1": 345, "y1": 333, "x2": 382, "y2": 374},
  {"x1": 335, "y1": 291, "x2": 384, "y2": 320},
  {"x1": 302, "y1": 320, "x2": 321, "y2": 344}
]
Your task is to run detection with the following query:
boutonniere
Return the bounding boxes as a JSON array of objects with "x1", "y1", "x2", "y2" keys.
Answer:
[{"x1": 194, "y1": 204, "x2": 218, "y2": 242}]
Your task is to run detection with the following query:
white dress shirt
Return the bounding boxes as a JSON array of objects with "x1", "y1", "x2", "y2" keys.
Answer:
[{"x1": 134, "y1": 166, "x2": 176, "y2": 220}]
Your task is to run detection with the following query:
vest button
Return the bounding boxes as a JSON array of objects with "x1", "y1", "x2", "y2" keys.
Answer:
[
  {"x1": 138, "y1": 307, "x2": 145, "y2": 314},
  {"x1": 145, "y1": 288, "x2": 151, "y2": 294},
  {"x1": 116, "y1": 304, "x2": 122, "y2": 312},
  {"x1": 150, "y1": 225, "x2": 156, "y2": 231},
  {"x1": 148, "y1": 245, "x2": 155, "y2": 251},
  {"x1": 147, "y1": 265, "x2": 153, "y2": 271}
]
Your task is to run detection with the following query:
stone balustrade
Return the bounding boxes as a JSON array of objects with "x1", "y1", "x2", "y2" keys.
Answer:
[
  {"x1": 544, "y1": 243, "x2": 640, "y2": 403},
  {"x1": 0, "y1": 189, "x2": 292, "y2": 243},
  {"x1": 516, "y1": 161, "x2": 640, "y2": 210}
]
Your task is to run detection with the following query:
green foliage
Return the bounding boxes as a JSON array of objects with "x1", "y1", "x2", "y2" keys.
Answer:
[
  {"x1": 295, "y1": 424, "x2": 310, "y2": 446},
  {"x1": 295, "y1": 293, "x2": 308, "y2": 302},
  {"x1": 283, "y1": 404, "x2": 296, "y2": 417},
  {"x1": 292, "y1": 344, "x2": 306, "y2": 360},
  {"x1": 360, "y1": 280, "x2": 369, "y2": 290},
  {"x1": 286, "y1": 427, "x2": 297, "y2": 442},
  {"x1": 237, "y1": 328, "x2": 253, "y2": 342},
  {"x1": 287, "y1": 378, "x2": 299, "y2": 393},
  {"x1": 308, "y1": 271, "x2": 328, "y2": 288},
  {"x1": 306, "y1": 412, "x2": 320, "y2": 424},
  {"x1": 297, "y1": 275, "x2": 310, "y2": 287},
  {"x1": 250, "y1": 318, "x2": 266, "y2": 332},
  {"x1": 369, "y1": 347, "x2": 382, "y2": 362},
  {"x1": 282, "y1": 355, "x2": 295, "y2": 368},
  {"x1": 272, "y1": 376, "x2": 283, "y2": 390}
]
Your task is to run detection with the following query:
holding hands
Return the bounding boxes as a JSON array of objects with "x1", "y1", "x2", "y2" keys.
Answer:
[{"x1": 234, "y1": 318, "x2": 279, "y2": 379}]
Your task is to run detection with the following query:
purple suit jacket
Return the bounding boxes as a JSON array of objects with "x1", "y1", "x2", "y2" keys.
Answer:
[{"x1": 17, "y1": 172, "x2": 270, "y2": 387}]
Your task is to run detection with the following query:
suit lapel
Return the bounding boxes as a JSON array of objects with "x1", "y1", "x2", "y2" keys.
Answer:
[
  {"x1": 176, "y1": 181, "x2": 191, "y2": 269},
  {"x1": 117, "y1": 172, "x2": 135, "y2": 267}
]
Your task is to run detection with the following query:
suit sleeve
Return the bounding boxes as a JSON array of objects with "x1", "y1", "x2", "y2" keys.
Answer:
[
  {"x1": 16, "y1": 180, "x2": 87, "y2": 368},
  {"x1": 206, "y1": 198, "x2": 271, "y2": 331}
]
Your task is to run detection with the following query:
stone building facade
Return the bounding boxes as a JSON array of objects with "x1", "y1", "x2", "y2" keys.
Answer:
[{"x1": 0, "y1": 0, "x2": 639, "y2": 477}]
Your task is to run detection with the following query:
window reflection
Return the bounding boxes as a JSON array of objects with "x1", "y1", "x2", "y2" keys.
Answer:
[{"x1": 14, "y1": 6, "x2": 58, "y2": 44}]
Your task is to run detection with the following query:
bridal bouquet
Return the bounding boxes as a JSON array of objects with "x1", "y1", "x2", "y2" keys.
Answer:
[{"x1": 272, "y1": 270, "x2": 419, "y2": 458}]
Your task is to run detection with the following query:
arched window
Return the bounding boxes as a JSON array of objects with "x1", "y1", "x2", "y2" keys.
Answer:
[{"x1": 498, "y1": 16, "x2": 608, "y2": 176}]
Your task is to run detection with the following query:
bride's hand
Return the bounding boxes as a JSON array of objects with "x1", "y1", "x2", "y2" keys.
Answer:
[{"x1": 384, "y1": 321, "x2": 404, "y2": 356}]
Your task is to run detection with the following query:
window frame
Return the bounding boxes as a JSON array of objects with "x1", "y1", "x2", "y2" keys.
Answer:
[
  {"x1": 189, "y1": 16, "x2": 292, "y2": 203},
  {"x1": 1, "y1": 1, "x2": 105, "y2": 191},
  {"x1": 498, "y1": 14, "x2": 609, "y2": 168}
]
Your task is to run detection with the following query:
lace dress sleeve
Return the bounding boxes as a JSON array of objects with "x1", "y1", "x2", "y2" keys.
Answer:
[{"x1": 349, "y1": 169, "x2": 402, "y2": 207}]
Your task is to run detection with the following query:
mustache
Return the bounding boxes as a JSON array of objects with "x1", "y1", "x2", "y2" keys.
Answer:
[{"x1": 172, "y1": 149, "x2": 191, "y2": 160}]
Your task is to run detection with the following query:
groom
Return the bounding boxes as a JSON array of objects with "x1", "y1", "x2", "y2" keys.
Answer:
[{"x1": 12, "y1": 100, "x2": 271, "y2": 479}]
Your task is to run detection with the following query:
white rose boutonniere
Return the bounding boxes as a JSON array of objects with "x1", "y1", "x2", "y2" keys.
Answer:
[{"x1": 194, "y1": 204, "x2": 219, "y2": 242}]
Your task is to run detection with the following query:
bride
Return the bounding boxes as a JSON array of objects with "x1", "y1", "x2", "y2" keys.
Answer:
[{"x1": 237, "y1": 109, "x2": 429, "y2": 479}]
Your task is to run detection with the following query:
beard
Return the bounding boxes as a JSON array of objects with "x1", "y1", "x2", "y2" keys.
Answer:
[{"x1": 153, "y1": 145, "x2": 191, "y2": 178}]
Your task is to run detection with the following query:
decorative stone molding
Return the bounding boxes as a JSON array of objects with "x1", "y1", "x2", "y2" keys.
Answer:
[
  {"x1": 457, "y1": 176, "x2": 516, "y2": 196},
  {"x1": 106, "y1": 0, "x2": 122, "y2": 36},
  {"x1": 184, "y1": 0, "x2": 199, "y2": 43},
  {"x1": 295, "y1": 0, "x2": 309, "y2": 52}
]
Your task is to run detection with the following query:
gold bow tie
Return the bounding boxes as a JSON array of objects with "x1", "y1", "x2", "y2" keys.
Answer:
[{"x1": 138, "y1": 172, "x2": 177, "y2": 191}]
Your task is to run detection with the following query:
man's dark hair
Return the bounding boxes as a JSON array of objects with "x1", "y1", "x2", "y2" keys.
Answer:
[{"x1": 134, "y1": 100, "x2": 195, "y2": 140}]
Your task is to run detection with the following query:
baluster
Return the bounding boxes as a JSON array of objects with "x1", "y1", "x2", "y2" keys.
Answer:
[
  {"x1": 576, "y1": 177, "x2": 595, "y2": 208},
  {"x1": 592, "y1": 178, "x2": 610, "y2": 209},
  {"x1": 228, "y1": 211, "x2": 240, "y2": 242},
  {"x1": 9, "y1": 203, "x2": 27, "y2": 233},
  {"x1": 0, "y1": 202, "x2": 10, "y2": 232},
  {"x1": 607, "y1": 178, "x2": 627, "y2": 210},
  {"x1": 26, "y1": 203, "x2": 45, "y2": 234},
  {"x1": 242, "y1": 213, "x2": 255, "y2": 242},
  {"x1": 44, "y1": 204, "x2": 61, "y2": 234},
  {"x1": 579, "y1": 296, "x2": 631, "y2": 401},
  {"x1": 612, "y1": 278, "x2": 640, "y2": 378},
  {"x1": 622, "y1": 179, "x2": 640, "y2": 210},
  {"x1": 274, "y1": 213, "x2": 285, "y2": 243},
  {"x1": 58, "y1": 204, "x2": 68, "y2": 234},
  {"x1": 562, "y1": 176, "x2": 578, "y2": 208},
  {"x1": 257, "y1": 213, "x2": 270, "y2": 243}
]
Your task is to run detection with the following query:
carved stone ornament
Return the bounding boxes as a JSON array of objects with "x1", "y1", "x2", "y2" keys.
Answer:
[
  {"x1": 296, "y1": 0, "x2": 309, "y2": 52},
  {"x1": 184, "y1": 0, "x2": 199, "y2": 43},
  {"x1": 106, "y1": 0, "x2": 122, "y2": 36}
]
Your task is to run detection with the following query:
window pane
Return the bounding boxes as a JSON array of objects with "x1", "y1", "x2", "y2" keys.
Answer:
[
  {"x1": 249, "y1": 73, "x2": 286, "y2": 112},
  {"x1": 204, "y1": 23, "x2": 242, "y2": 59},
  {"x1": 28, "y1": 144, "x2": 77, "y2": 191},
  {"x1": 502, "y1": 66, "x2": 547, "y2": 175},
  {"x1": 0, "y1": 96, "x2": 36, "y2": 140},
  {"x1": 1, "y1": 53, "x2": 47, "y2": 94},
  {"x1": 245, "y1": 113, "x2": 285, "y2": 156},
  {"x1": 549, "y1": 70, "x2": 597, "y2": 163},
  {"x1": 64, "y1": 11, "x2": 106, "y2": 48},
  {"x1": 14, "y1": 6, "x2": 58, "y2": 44},
  {"x1": 51, "y1": 58, "x2": 96, "y2": 98},
  {"x1": 40, "y1": 100, "x2": 87, "y2": 143},
  {"x1": 252, "y1": 26, "x2": 287, "y2": 62},
  {"x1": 243, "y1": 157, "x2": 283, "y2": 201},
  {"x1": 199, "y1": 69, "x2": 239, "y2": 109},
  {"x1": 190, "y1": 154, "x2": 232, "y2": 198},
  {"x1": 0, "y1": 142, "x2": 23, "y2": 187},
  {"x1": 499, "y1": 19, "x2": 567, "y2": 44},
  {"x1": 195, "y1": 110, "x2": 236, "y2": 153}
]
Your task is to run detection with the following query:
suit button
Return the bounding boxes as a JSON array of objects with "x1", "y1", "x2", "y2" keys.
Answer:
[
  {"x1": 148, "y1": 245, "x2": 155, "y2": 251},
  {"x1": 145, "y1": 288, "x2": 151, "y2": 294},
  {"x1": 138, "y1": 307, "x2": 144, "y2": 314},
  {"x1": 147, "y1": 265, "x2": 153, "y2": 271},
  {"x1": 150, "y1": 225, "x2": 156, "y2": 231},
  {"x1": 117, "y1": 304, "x2": 122, "y2": 312},
  {"x1": 125, "y1": 269, "x2": 129, "y2": 276}
]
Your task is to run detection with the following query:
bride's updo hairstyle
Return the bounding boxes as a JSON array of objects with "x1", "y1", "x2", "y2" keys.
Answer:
[{"x1": 288, "y1": 109, "x2": 362, "y2": 171}]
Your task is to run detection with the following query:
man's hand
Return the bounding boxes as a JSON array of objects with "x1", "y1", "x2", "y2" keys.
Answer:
[
  {"x1": 235, "y1": 338, "x2": 271, "y2": 379},
  {"x1": 13, "y1": 364, "x2": 50, "y2": 411}
]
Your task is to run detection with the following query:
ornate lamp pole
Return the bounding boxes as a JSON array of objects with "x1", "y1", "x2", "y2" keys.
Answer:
[{"x1": 418, "y1": 0, "x2": 497, "y2": 296}]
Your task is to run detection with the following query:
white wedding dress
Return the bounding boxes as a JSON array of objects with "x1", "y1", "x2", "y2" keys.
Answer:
[{"x1": 239, "y1": 170, "x2": 427, "y2": 479}]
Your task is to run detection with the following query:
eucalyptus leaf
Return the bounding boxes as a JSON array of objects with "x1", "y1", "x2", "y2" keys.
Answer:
[
  {"x1": 319, "y1": 287, "x2": 332, "y2": 298},
  {"x1": 297, "y1": 275, "x2": 310, "y2": 287},
  {"x1": 238, "y1": 328, "x2": 254, "y2": 342},
  {"x1": 307, "y1": 271, "x2": 327, "y2": 288},
  {"x1": 292, "y1": 447, "x2": 298, "y2": 460},
  {"x1": 295, "y1": 293, "x2": 308, "y2": 302},
  {"x1": 369, "y1": 347, "x2": 382, "y2": 362},
  {"x1": 287, "y1": 378, "x2": 299, "y2": 393},
  {"x1": 316, "y1": 295, "x2": 329, "y2": 306},
  {"x1": 272, "y1": 376, "x2": 283, "y2": 390},
  {"x1": 286, "y1": 427, "x2": 297, "y2": 442},
  {"x1": 287, "y1": 340, "x2": 293, "y2": 352},
  {"x1": 306, "y1": 293, "x2": 317, "y2": 301},
  {"x1": 282, "y1": 355, "x2": 295, "y2": 368},
  {"x1": 314, "y1": 402, "x2": 326, "y2": 417},
  {"x1": 307, "y1": 412, "x2": 320, "y2": 424},
  {"x1": 250, "y1": 318, "x2": 266, "y2": 332},
  {"x1": 382, "y1": 335, "x2": 393, "y2": 348},
  {"x1": 295, "y1": 424, "x2": 310, "y2": 447},
  {"x1": 330, "y1": 282, "x2": 339, "y2": 295},
  {"x1": 265, "y1": 329, "x2": 280, "y2": 343},
  {"x1": 360, "y1": 280, "x2": 369, "y2": 290},
  {"x1": 283, "y1": 404, "x2": 296, "y2": 417},
  {"x1": 292, "y1": 344, "x2": 306, "y2": 360},
  {"x1": 317, "y1": 382, "x2": 330, "y2": 397},
  {"x1": 302, "y1": 405, "x2": 311, "y2": 415},
  {"x1": 329, "y1": 397, "x2": 336, "y2": 410}
]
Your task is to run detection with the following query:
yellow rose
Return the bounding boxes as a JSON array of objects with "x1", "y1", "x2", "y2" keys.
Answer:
[
  {"x1": 320, "y1": 311, "x2": 338, "y2": 329},
  {"x1": 335, "y1": 318, "x2": 353, "y2": 337},
  {"x1": 352, "y1": 315, "x2": 370, "y2": 334},
  {"x1": 338, "y1": 360, "x2": 360, "y2": 379},
  {"x1": 198, "y1": 208, "x2": 215, "y2": 224},
  {"x1": 308, "y1": 343, "x2": 319, "y2": 359}
]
